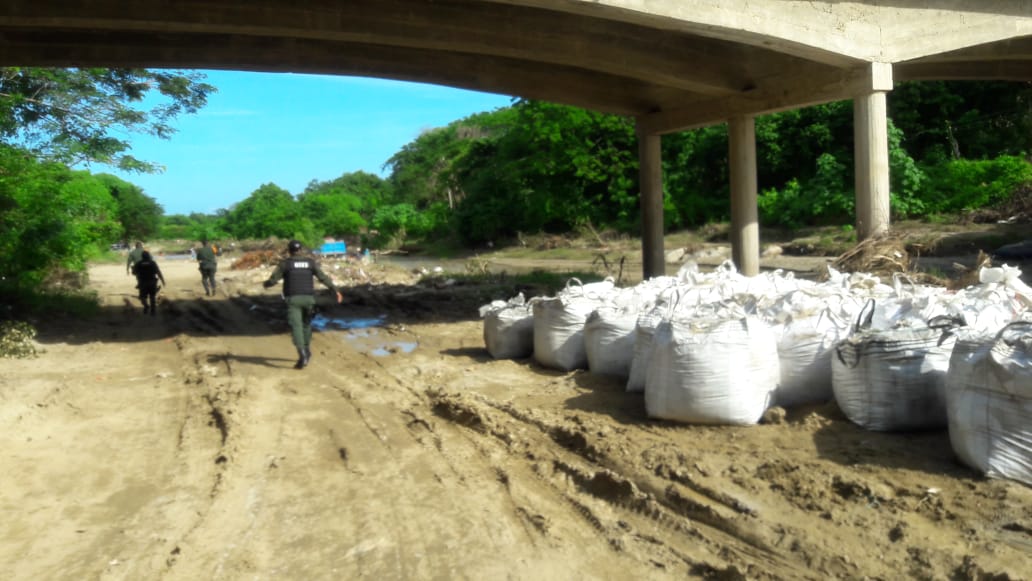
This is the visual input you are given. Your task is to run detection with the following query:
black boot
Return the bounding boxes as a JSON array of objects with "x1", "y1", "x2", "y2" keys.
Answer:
[{"x1": 294, "y1": 347, "x2": 308, "y2": 370}]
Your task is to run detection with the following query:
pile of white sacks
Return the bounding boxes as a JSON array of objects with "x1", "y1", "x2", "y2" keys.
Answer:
[{"x1": 480, "y1": 261, "x2": 1032, "y2": 486}]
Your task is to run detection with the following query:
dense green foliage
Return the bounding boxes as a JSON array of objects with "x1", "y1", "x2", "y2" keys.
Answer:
[
  {"x1": 0, "y1": 144, "x2": 122, "y2": 292},
  {"x1": 1, "y1": 67, "x2": 212, "y2": 304},
  {"x1": 96, "y1": 174, "x2": 164, "y2": 242},
  {"x1": 450, "y1": 102, "x2": 639, "y2": 244},
  {"x1": 370, "y1": 82, "x2": 1029, "y2": 244},
  {"x1": 3, "y1": 68, "x2": 1031, "y2": 309}
]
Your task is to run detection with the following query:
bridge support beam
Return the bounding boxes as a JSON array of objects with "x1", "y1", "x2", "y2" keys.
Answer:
[
  {"x1": 854, "y1": 64, "x2": 893, "y2": 240},
  {"x1": 729, "y1": 116, "x2": 760, "y2": 277},
  {"x1": 638, "y1": 128, "x2": 665, "y2": 279}
]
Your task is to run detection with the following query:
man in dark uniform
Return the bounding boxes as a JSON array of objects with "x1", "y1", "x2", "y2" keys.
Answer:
[
  {"x1": 132, "y1": 251, "x2": 166, "y2": 315},
  {"x1": 263, "y1": 240, "x2": 343, "y2": 369},
  {"x1": 195, "y1": 239, "x2": 218, "y2": 296},
  {"x1": 126, "y1": 242, "x2": 144, "y2": 275}
]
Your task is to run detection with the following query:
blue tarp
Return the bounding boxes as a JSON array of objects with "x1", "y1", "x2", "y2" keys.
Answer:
[{"x1": 318, "y1": 241, "x2": 347, "y2": 255}]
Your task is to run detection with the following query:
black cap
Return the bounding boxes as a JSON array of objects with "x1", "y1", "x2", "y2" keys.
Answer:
[{"x1": 288, "y1": 240, "x2": 302, "y2": 253}]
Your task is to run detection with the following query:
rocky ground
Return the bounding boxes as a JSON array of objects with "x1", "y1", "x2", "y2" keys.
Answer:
[{"x1": 1, "y1": 253, "x2": 1030, "y2": 580}]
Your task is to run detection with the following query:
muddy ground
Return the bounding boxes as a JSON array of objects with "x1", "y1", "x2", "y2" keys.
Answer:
[{"x1": 1, "y1": 255, "x2": 1030, "y2": 580}]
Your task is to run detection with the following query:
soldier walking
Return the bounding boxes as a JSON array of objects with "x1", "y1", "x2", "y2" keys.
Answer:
[
  {"x1": 195, "y1": 240, "x2": 218, "y2": 296},
  {"x1": 132, "y1": 251, "x2": 166, "y2": 316},
  {"x1": 263, "y1": 240, "x2": 343, "y2": 369}
]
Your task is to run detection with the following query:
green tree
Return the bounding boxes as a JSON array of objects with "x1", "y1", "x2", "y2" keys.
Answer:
[
  {"x1": 159, "y1": 211, "x2": 230, "y2": 243},
  {"x1": 662, "y1": 125, "x2": 732, "y2": 228},
  {"x1": 385, "y1": 109, "x2": 512, "y2": 212},
  {"x1": 298, "y1": 189, "x2": 366, "y2": 238},
  {"x1": 0, "y1": 145, "x2": 121, "y2": 292},
  {"x1": 95, "y1": 174, "x2": 163, "y2": 242},
  {"x1": 224, "y1": 183, "x2": 315, "y2": 242},
  {"x1": 0, "y1": 67, "x2": 214, "y2": 172},
  {"x1": 890, "y1": 81, "x2": 1032, "y2": 162},
  {"x1": 447, "y1": 101, "x2": 638, "y2": 243},
  {"x1": 300, "y1": 170, "x2": 392, "y2": 235}
]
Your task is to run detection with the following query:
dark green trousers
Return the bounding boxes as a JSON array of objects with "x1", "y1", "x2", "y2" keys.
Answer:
[
  {"x1": 200, "y1": 265, "x2": 217, "y2": 294},
  {"x1": 286, "y1": 294, "x2": 316, "y2": 350}
]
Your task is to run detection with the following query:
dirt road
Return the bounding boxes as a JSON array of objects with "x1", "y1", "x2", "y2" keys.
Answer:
[{"x1": 2, "y1": 258, "x2": 1029, "y2": 580}]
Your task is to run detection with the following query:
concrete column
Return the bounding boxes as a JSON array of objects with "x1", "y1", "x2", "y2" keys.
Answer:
[
  {"x1": 638, "y1": 128, "x2": 665, "y2": 279},
  {"x1": 854, "y1": 91, "x2": 891, "y2": 240},
  {"x1": 728, "y1": 116, "x2": 760, "y2": 277}
]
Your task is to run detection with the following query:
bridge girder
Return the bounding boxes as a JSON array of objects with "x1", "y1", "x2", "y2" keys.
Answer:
[{"x1": 1, "y1": 0, "x2": 1029, "y2": 132}]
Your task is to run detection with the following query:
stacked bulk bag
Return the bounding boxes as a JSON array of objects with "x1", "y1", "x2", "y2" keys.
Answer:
[
  {"x1": 626, "y1": 287, "x2": 713, "y2": 393},
  {"x1": 584, "y1": 280, "x2": 679, "y2": 379},
  {"x1": 626, "y1": 308, "x2": 665, "y2": 392},
  {"x1": 645, "y1": 314, "x2": 779, "y2": 425},
  {"x1": 533, "y1": 278, "x2": 615, "y2": 371},
  {"x1": 776, "y1": 308, "x2": 849, "y2": 407},
  {"x1": 941, "y1": 266, "x2": 1032, "y2": 334},
  {"x1": 832, "y1": 303, "x2": 963, "y2": 431},
  {"x1": 768, "y1": 286, "x2": 858, "y2": 407},
  {"x1": 584, "y1": 306, "x2": 638, "y2": 378},
  {"x1": 626, "y1": 271, "x2": 745, "y2": 393},
  {"x1": 946, "y1": 322, "x2": 1032, "y2": 485},
  {"x1": 480, "y1": 293, "x2": 535, "y2": 359}
]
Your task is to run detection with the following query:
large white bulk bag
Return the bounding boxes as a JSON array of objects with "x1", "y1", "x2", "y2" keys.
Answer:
[
  {"x1": 831, "y1": 315, "x2": 961, "y2": 431},
  {"x1": 584, "y1": 306, "x2": 637, "y2": 378},
  {"x1": 626, "y1": 309, "x2": 665, "y2": 393},
  {"x1": 776, "y1": 309, "x2": 848, "y2": 407},
  {"x1": 946, "y1": 323, "x2": 1032, "y2": 485},
  {"x1": 480, "y1": 294, "x2": 535, "y2": 359},
  {"x1": 645, "y1": 317, "x2": 779, "y2": 425},
  {"x1": 532, "y1": 278, "x2": 615, "y2": 371}
]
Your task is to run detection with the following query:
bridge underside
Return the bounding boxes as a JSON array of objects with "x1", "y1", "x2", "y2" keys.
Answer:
[{"x1": 2, "y1": 1, "x2": 1030, "y2": 132}]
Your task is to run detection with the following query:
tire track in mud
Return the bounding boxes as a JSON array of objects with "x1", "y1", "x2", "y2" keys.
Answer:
[
  {"x1": 295, "y1": 348, "x2": 620, "y2": 578},
  {"x1": 151, "y1": 293, "x2": 292, "y2": 577},
  {"x1": 424, "y1": 388, "x2": 817, "y2": 580},
  {"x1": 312, "y1": 337, "x2": 802, "y2": 578}
]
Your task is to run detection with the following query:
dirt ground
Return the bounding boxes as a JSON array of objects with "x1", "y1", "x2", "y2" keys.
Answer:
[{"x1": 2, "y1": 255, "x2": 1030, "y2": 581}]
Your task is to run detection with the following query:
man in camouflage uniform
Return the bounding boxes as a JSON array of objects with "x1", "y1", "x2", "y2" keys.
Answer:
[
  {"x1": 132, "y1": 251, "x2": 166, "y2": 316},
  {"x1": 263, "y1": 240, "x2": 343, "y2": 369},
  {"x1": 195, "y1": 240, "x2": 218, "y2": 296}
]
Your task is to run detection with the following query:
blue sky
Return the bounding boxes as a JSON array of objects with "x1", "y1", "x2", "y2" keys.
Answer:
[{"x1": 107, "y1": 70, "x2": 514, "y2": 215}]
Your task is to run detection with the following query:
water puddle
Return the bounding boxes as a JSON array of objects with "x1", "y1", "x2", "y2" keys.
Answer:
[
  {"x1": 370, "y1": 342, "x2": 418, "y2": 356},
  {"x1": 312, "y1": 314, "x2": 387, "y2": 331},
  {"x1": 313, "y1": 314, "x2": 418, "y2": 357}
]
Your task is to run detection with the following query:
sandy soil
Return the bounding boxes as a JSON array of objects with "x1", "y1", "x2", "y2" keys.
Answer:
[{"x1": 2, "y1": 257, "x2": 1030, "y2": 580}]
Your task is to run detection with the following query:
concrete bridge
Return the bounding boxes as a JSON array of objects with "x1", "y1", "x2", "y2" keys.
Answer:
[{"x1": 2, "y1": 1, "x2": 1031, "y2": 277}]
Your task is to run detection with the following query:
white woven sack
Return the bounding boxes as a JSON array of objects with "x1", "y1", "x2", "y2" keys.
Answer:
[
  {"x1": 532, "y1": 278, "x2": 619, "y2": 371},
  {"x1": 645, "y1": 317, "x2": 779, "y2": 425},
  {"x1": 532, "y1": 296, "x2": 596, "y2": 371},
  {"x1": 481, "y1": 295, "x2": 535, "y2": 359},
  {"x1": 584, "y1": 307, "x2": 637, "y2": 378},
  {"x1": 946, "y1": 323, "x2": 1032, "y2": 485},
  {"x1": 832, "y1": 315, "x2": 960, "y2": 431},
  {"x1": 776, "y1": 310, "x2": 848, "y2": 407},
  {"x1": 626, "y1": 309, "x2": 665, "y2": 392}
]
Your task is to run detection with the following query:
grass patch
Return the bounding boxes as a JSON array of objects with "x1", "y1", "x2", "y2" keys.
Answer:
[{"x1": 1, "y1": 287, "x2": 100, "y2": 319}]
